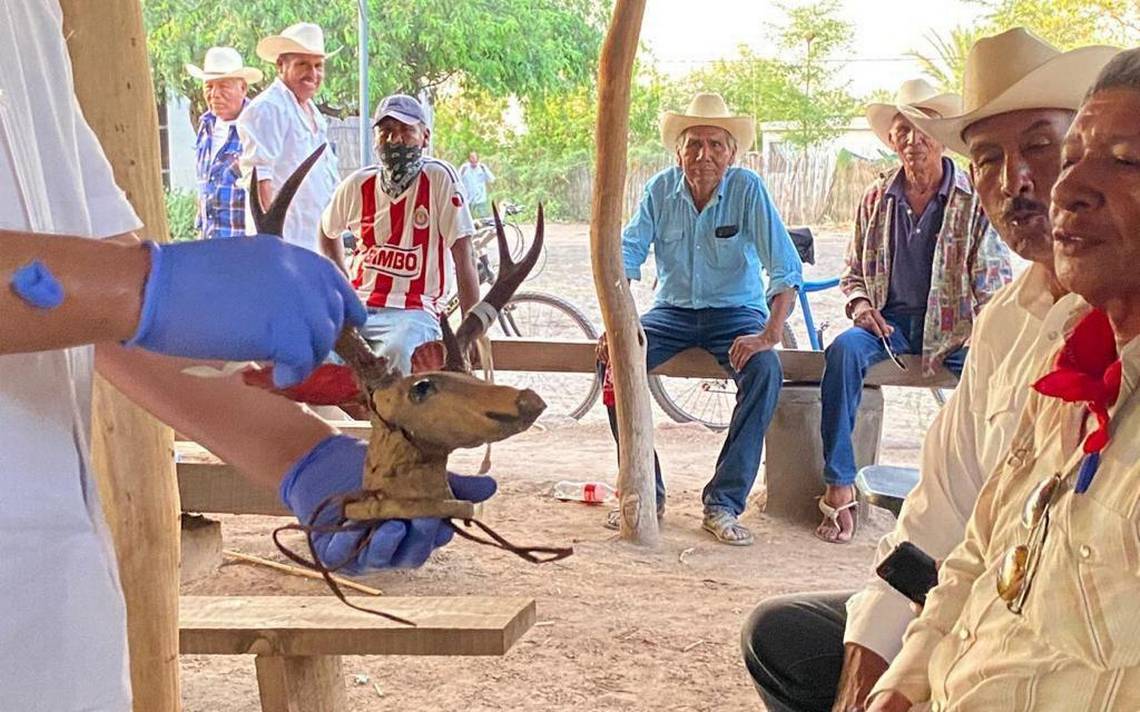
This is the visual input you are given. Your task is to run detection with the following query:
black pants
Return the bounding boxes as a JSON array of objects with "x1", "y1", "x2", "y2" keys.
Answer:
[{"x1": 741, "y1": 591, "x2": 853, "y2": 712}]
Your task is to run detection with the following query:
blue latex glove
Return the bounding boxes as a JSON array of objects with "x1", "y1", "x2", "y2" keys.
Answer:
[
  {"x1": 280, "y1": 435, "x2": 497, "y2": 573},
  {"x1": 126, "y1": 237, "x2": 366, "y2": 387}
]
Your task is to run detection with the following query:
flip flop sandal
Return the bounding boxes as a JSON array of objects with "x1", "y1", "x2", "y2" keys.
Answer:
[
  {"x1": 814, "y1": 497, "x2": 858, "y2": 544},
  {"x1": 604, "y1": 503, "x2": 664, "y2": 530},
  {"x1": 701, "y1": 510, "x2": 754, "y2": 546}
]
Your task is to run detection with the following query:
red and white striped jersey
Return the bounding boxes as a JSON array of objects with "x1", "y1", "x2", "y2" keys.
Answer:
[{"x1": 320, "y1": 159, "x2": 475, "y2": 314}]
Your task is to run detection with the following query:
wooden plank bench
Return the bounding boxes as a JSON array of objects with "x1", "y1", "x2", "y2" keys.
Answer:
[{"x1": 181, "y1": 595, "x2": 535, "y2": 712}]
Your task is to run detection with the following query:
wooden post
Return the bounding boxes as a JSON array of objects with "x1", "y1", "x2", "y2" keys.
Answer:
[
  {"x1": 590, "y1": 0, "x2": 656, "y2": 544},
  {"x1": 59, "y1": 3, "x2": 181, "y2": 710}
]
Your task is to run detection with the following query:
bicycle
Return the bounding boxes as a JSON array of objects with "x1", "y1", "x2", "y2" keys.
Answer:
[
  {"x1": 471, "y1": 202, "x2": 547, "y2": 280},
  {"x1": 441, "y1": 223, "x2": 602, "y2": 421}
]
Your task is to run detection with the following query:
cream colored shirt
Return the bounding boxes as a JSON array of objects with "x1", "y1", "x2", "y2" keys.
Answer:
[
  {"x1": 845, "y1": 264, "x2": 1062, "y2": 662},
  {"x1": 873, "y1": 294, "x2": 1140, "y2": 711}
]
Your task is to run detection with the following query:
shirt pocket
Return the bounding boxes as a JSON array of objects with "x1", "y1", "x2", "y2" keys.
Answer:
[
  {"x1": 654, "y1": 224, "x2": 687, "y2": 264},
  {"x1": 705, "y1": 232, "x2": 747, "y2": 274},
  {"x1": 1033, "y1": 494, "x2": 1140, "y2": 669}
]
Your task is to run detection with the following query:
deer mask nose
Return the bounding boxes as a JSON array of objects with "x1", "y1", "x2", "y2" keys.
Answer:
[{"x1": 516, "y1": 389, "x2": 546, "y2": 421}]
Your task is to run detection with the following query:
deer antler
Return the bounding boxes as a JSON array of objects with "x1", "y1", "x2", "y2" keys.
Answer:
[
  {"x1": 248, "y1": 143, "x2": 400, "y2": 395},
  {"x1": 445, "y1": 203, "x2": 545, "y2": 371}
]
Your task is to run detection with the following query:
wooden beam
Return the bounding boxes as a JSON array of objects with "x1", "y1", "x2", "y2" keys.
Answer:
[
  {"x1": 591, "y1": 0, "x2": 654, "y2": 545},
  {"x1": 255, "y1": 655, "x2": 346, "y2": 712},
  {"x1": 59, "y1": 2, "x2": 180, "y2": 710},
  {"x1": 180, "y1": 596, "x2": 537, "y2": 657},
  {"x1": 486, "y1": 340, "x2": 956, "y2": 388},
  {"x1": 178, "y1": 462, "x2": 289, "y2": 516}
]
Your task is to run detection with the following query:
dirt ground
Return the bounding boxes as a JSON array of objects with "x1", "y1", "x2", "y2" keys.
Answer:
[{"x1": 179, "y1": 223, "x2": 941, "y2": 711}]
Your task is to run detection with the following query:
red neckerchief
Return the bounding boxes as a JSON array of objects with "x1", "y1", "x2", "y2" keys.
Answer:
[{"x1": 1032, "y1": 309, "x2": 1122, "y2": 492}]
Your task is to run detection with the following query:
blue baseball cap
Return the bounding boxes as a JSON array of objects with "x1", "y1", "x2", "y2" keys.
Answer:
[{"x1": 372, "y1": 94, "x2": 427, "y2": 127}]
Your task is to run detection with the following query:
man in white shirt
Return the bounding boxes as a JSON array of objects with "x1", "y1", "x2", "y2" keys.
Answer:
[
  {"x1": 0, "y1": 5, "x2": 494, "y2": 710},
  {"x1": 458, "y1": 151, "x2": 495, "y2": 217},
  {"x1": 741, "y1": 28, "x2": 1119, "y2": 712},
  {"x1": 318, "y1": 93, "x2": 480, "y2": 375},
  {"x1": 187, "y1": 46, "x2": 262, "y2": 239},
  {"x1": 238, "y1": 22, "x2": 340, "y2": 251}
]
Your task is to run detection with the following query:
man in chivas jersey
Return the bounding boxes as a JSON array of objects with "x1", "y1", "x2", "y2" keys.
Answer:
[{"x1": 319, "y1": 94, "x2": 479, "y2": 373}]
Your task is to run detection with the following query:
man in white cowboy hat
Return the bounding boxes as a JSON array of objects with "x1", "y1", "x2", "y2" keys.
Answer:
[
  {"x1": 597, "y1": 92, "x2": 803, "y2": 546},
  {"x1": 742, "y1": 28, "x2": 1118, "y2": 712},
  {"x1": 317, "y1": 93, "x2": 480, "y2": 376},
  {"x1": 814, "y1": 78, "x2": 1013, "y2": 546},
  {"x1": 238, "y1": 22, "x2": 340, "y2": 251},
  {"x1": 186, "y1": 47, "x2": 262, "y2": 239}
]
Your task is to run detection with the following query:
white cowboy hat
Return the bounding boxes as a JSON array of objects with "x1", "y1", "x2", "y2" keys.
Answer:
[
  {"x1": 660, "y1": 93, "x2": 756, "y2": 153},
  {"x1": 185, "y1": 46, "x2": 263, "y2": 83},
  {"x1": 865, "y1": 78, "x2": 962, "y2": 149},
  {"x1": 256, "y1": 22, "x2": 340, "y2": 62},
  {"x1": 905, "y1": 28, "x2": 1119, "y2": 156}
]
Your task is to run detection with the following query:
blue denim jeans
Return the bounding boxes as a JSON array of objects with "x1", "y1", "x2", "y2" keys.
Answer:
[
  {"x1": 819, "y1": 311, "x2": 966, "y2": 487},
  {"x1": 329, "y1": 307, "x2": 441, "y2": 375},
  {"x1": 605, "y1": 304, "x2": 783, "y2": 516}
]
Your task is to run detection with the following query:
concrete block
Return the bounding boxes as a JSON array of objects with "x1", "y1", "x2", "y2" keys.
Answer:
[{"x1": 760, "y1": 385, "x2": 883, "y2": 525}]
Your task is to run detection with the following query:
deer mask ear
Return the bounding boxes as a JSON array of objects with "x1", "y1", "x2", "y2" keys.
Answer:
[{"x1": 411, "y1": 341, "x2": 445, "y2": 373}]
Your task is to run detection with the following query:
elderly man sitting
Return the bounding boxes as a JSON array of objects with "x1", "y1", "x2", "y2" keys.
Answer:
[
  {"x1": 599, "y1": 93, "x2": 803, "y2": 545},
  {"x1": 868, "y1": 47, "x2": 1140, "y2": 712},
  {"x1": 187, "y1": 47, "x2": 262, "y2": 240},
  {"x1": 816, "y1": 80, "x2": 1012, "y2": 543}
]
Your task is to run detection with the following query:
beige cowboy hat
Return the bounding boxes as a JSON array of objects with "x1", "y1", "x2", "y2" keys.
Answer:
[
  {"x1": 256, "y1": 22, "x2": 340, "y2": 62},
  {"x1": 865, "y1": 78, "x2": 962, "y2": 148},
  {"x1": 660, "y1": 93, "x2": 756, "y2": 153},
  {"x1": 905, "y1": 28, "x2": 1119, "y2": 156},
  {"x1": 185, "y1": 46, "x2": 263, "y2": 84}
]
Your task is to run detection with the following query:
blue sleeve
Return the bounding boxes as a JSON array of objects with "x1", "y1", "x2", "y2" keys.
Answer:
[
  {"x1": 751, "y1": 177, "x2": 803, "y2": 300},
  {"x1": 621, "y1": 185, "x2": 656, "y2": 281}
]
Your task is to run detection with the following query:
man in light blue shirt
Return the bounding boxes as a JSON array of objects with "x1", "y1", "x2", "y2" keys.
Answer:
[
  {"x1": 458, "y1": 151, "x2": 495, "y2": 217},
  {"x1": 599, "y1": 93, "x2": 802, "y2": 546}
]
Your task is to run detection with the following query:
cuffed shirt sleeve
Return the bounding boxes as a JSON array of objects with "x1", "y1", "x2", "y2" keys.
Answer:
[
  {"x1": 621, "y1": 186, "x2": 655, "y2": 281},
  {"x1": 751, "y1": 178, "x2": 802, "y2": 299}
]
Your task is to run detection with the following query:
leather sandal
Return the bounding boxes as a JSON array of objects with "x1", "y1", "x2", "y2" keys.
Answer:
[{"x1": 814, "y1": 496, "x2": 858, "y2": 544}]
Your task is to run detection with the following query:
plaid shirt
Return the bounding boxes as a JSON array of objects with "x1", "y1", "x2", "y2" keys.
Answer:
[
  {"x1": 194, "y1": 107, "x2": 247, "y2": 239},
  {"x1": 840, "y1": 164, "x2": 1013, "y2": 374}
]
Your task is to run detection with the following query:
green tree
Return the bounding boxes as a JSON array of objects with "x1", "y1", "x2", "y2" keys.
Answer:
[
  {"x1": 978, "y1": 0, "x2": 1140, "y2": 49},
  {"x1": 143, "y1": 0, "x2": 607, "y2": 116},
  {"x1": 907, "y1": 26, "x2": 987, "y2": 93}
]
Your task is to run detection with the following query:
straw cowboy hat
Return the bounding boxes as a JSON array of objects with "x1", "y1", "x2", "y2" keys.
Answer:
[
  {"x1": 185, "y1": 46, "x2": 263, "y2": 83},
  {"x1": 660, "y1": 93, "x2": 756, "y2": 153},
  {"x1": 256, "y1": 22, "x2": 339, "y2": 62},
  {"x1": 865, "y1": 78, "x2": 961, "y2": 148},
  {"x1": 905, "y1": 28, "x2": 1119, "y2": 156}
]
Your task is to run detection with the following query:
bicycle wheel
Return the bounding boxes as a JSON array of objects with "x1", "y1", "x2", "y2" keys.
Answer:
[
  {"x1": 486, "y1": 292, "x2": 602, "y2": 420},
  {"x1": 648, "y1": 373, "x2": 735, "y2": 431}
]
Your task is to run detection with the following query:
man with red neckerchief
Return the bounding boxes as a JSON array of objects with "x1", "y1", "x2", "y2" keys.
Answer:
[
  {"x1": 867, "y1": 47, "x2": 1140, "y2": 712},
  {"x1": 319, "y1": 94, "x2": 479, "y2": 374}
]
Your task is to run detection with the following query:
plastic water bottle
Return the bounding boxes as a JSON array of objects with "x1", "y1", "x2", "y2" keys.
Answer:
[{"x1": 552, "y1": 481, "x2": 617, "y2": 504}]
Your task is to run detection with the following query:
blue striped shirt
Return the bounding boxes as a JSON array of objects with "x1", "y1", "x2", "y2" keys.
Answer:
[
  {"x1": 194, "y1": 107, "x2": 247, "y2": 239},
  {"x1": 622, "y1": 166, "x2": 803, "y2": 314}
]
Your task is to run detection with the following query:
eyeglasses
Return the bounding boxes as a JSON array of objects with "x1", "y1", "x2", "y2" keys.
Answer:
[
  {"x1": 996, "y1": 473, "x2": 1062, "y2": 614},
  {"x1": 880, "y1": 335, "x2": 908, "y2": 371}
]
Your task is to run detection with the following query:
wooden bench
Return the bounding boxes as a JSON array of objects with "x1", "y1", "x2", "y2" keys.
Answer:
[
  {"x1": 180, "y1": 595, "x2": 535, "y2": 712},
  {"x1": 176, "y1": 340, "x2": 953, "y2": 518}
]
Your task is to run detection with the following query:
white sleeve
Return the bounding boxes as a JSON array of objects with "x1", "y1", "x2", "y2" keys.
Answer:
[
  {"x1": 237, "y1": 100, "x2": 286, "y2": 184},
  {"x1": 483, "y1": 165, "x2": 495, "y2": 182},
  {"x1": 437, "y1": 171, "x2": 475, "y2": 248},
  {"x1": 320, "y1": 175, "x2": 359, "y2": 239},
  {"x1": 73, "y1": 96, "x2": 142, "y2": 237},
  {"x1": 843, "y1": 314, "x2": 996, "y2": 661}
]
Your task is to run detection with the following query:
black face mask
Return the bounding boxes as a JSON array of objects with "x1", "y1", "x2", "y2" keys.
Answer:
[{"x1": 378, "y1": 142, "x2": 424, "y2": 198}]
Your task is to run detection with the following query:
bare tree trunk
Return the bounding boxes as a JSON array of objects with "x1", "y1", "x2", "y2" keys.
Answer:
[
  {"x1": 590, "y1": 0, "x2": 656, "y2": 545},
  {"x1": 59, "y1": 3, "x2": 181, "y2": 710}
]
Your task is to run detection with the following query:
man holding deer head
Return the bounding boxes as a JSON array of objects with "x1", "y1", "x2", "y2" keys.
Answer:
[{"x1": 600, "y1": 93, "x2": 803, "y2": 546}]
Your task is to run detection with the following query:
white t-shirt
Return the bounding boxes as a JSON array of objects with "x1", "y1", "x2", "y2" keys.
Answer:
[
  {"x1": 238, "y1": 79, "x2": 339, "y2": 251},
  {"x1": 320, "y1": 159, "x2": 474, "y2": 314},
  {"x1": 0, "y1": 2, "x2": 142, "y2": 710},
  {"x1": 211, "y1": 117, "x2": 233, "y2": 161}
]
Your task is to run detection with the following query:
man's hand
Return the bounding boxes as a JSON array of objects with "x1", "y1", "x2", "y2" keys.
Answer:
[
  {"x1": 728, "y1": 331, "x2": 780, "y2": 371},
  {"x1": 865, "y1": 690, "x2": 913, "y2": 712},
  {"x1": 832, "y1": 644, "x2": 890, "y2": 712},
  {"x1": 851, "y1": 299, "x2": 894, "y2": 338},
  {"x1": 280, "y1": 435, "x2": 497, "y2": 572},
  {"x1": 596, "y1": 332, "x2": 610, "y2": 365},
  {"x1": 127, "y1": 236, "x2": 367, "y2": 387}
]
